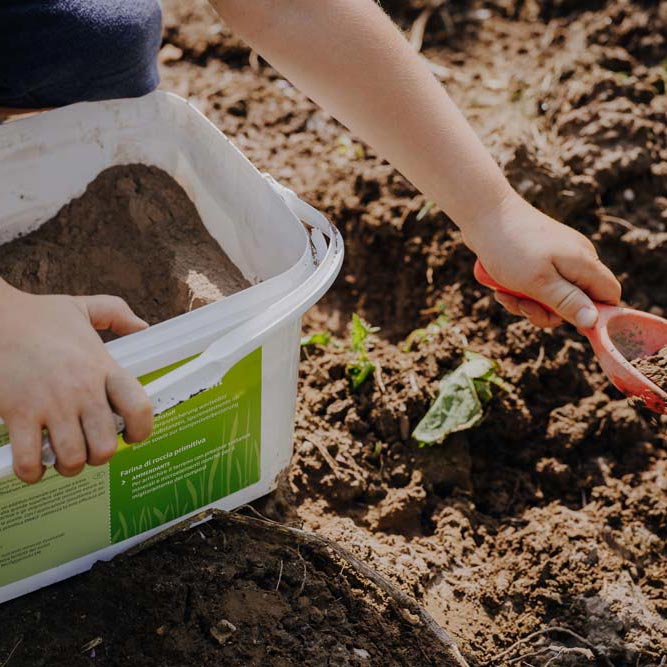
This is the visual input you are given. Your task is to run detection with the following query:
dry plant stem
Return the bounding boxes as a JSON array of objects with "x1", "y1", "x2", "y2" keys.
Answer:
[
  {"x1": 275, "y1": 559, "x2": 284, "y2": 592},
  {"x1": 410, "y1": 6, "x2": 435, "y2": 52},
  {"x1": 599, "y1": 213, "x2": 635, "y2": 231},
  {"x1": 486, "y1": 626, "x2": 614, "y2": 667},
  {"x1": 307, "y1": 437, "x2": 343, "y2": 477},
  {"x1": 507, "y1": 646, "x2": 552, "y2": 664},
  {"x1": 0, "y1": 637, "x2": 22, "y2": 667},
  {"x1": 439, "y1": 7, "x2": 455, "y2": 34}
]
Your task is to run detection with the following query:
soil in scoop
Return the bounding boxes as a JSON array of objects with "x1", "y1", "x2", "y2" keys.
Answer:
[
  {"x1": 632, "y1": 346, "x2": 667, "y2": 393},
  {"x1": 0, "y1": 514, "x2": 456, "y2": 667},
  {"x1": 0, "y1": 164, "x2": 250, "y2": 325}
]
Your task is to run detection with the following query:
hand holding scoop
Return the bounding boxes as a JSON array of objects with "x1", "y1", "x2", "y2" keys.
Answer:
[{"x1": 474, "y1": 260, "x2": 667, "y2": 414}]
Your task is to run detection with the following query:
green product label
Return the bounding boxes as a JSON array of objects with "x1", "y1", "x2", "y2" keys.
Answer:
[
  {"x1": 0, "y1": 467, "x2": 110, "y2": 588},
  {"x1": 109, "y1": 349, "x2": 262, "y2": 543},
  {"x1": 0, "y1": 348, "x2": 262, "y2": 589}
]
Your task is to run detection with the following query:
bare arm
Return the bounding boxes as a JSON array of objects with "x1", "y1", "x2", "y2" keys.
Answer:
[
  {"x1": 210, "y1": 0, "x2": 508, "y2": 228},
  {"x1": 210, "y1": 0, "x2": 621, "y2": 329}
]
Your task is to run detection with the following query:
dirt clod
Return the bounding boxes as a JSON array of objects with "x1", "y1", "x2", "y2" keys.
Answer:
[{"x1": 632, "y1": 346, "x2": 667, "y2": 392}]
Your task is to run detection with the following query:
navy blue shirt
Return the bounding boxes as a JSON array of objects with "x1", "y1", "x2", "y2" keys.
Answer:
[{"x1": 0, "y1": 0, "x2": 162, "y2": 108}]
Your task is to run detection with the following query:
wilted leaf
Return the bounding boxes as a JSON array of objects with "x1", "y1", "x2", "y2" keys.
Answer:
[
  {"x1": 413, "y1": 351, "x2": 509, "y2": 445},
  {"x1": 473, "y1": 378, "x2": 493, "y2": 405},
  {"x1": 460, "y1": 350, "x2": 495, "y2": 378},
  {"x1": 413, "y1": 369, "x2": 483, "y2": 445}
]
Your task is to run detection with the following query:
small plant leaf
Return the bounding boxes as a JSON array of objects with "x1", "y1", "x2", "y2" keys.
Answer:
[
  {"x1": 300, "y1": 331, "x2": 332, "y2": 347},
  {"x1": 346, "y1": 314, "x2": 379, "y2": 389},
  {"x1": 350, "y1": 313, "x2": 379, "y2": 353},
  {"x1": 403, "y1": 309, "x2": 449, "y2": 352},
  {"x1": 347, "y1": 359, "x2": 375, "y2": 389}
]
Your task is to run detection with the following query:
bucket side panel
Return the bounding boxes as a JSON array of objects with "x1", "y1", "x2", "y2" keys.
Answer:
[{"x1": 0, "y1": 347, "x2": 262, "y2": 599}]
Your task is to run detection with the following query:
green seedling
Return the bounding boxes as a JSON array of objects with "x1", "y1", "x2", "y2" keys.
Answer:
[
  {"x1": 300, "y1": 331, "x2": 332, "y2": 347},
  {"x1": 346, "y1": 313, "x2": 379, "y2": 389},
  {"x1": 403, "y1": 304, "x2": 449, "y2": 352},
  {"x1": 413, "y1": 350, "x2": 510, "y2": 446}
]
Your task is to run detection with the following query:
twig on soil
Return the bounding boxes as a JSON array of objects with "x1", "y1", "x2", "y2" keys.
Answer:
[
  {"x1": 0, "y1": 637, "x2": 22, "y2": 667},
  {"x1": 438, "y1": 7, "x2": 455, "y2": 34},
  {"x1": 410, "y1": 2, "x2": 453, "y2": 53},
  {"x1": 507, "y1": 645, "x2": 552, "y2": 664},
  {"x1": 543, "y1": 649, "x2": 565, "y2": 667},
  {"x1": 599, "y1": 214, "x2": 635, "y2": 231},
  {"x1": 422, "y1": 56, "x2": 454, "y2": 81},
  {"x1": 275, "y1": 559, "x2": 284, "y2": 592},
  {"x1": 248, "y1": 50, "x2": 260, "y2": 73},
  {"x1": 486, "y1": 627, "x2": 613, "y2": 667},
  {"x1": 233, "y1": 503, "x2": 304, "y2": 530},
  {"x1": 410, "y1": 7, "x2": 436, "y2": 52},
  {"x1": 307, "y1": 437, "x2": 344, "y2": 477},
  {"x1": 596, "y1": 457, "x2": 613, "y2": 486},
  {"x1": 297, "y1": 560, "x2": 308, "y2": 596},
  {"x1": 374, "y1": 364, "x2": 386, "y2": 394},
  {"x1": 80, "y1": 637, "x2": 103, "y2": 653},
  {"x1": 544, "y1": 646, "x2": 594, "y2": 666}
]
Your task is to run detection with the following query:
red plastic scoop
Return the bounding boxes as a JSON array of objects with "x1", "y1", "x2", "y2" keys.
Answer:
[{"x1": 474, "y1": 260, "x2": 667, "y2": 414}]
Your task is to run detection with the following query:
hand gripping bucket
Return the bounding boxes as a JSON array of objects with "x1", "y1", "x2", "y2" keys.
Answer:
[{"x1": 0, "y1": 92, "x2": 344, "y2": 603}]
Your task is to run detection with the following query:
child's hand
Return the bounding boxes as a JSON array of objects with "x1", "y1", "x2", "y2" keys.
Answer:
[
  {"x1": 463, "y1": 191, "x2": 621, "y2": 329},
  {"x1": 0, "y1": 283, "x2": 154, "y2": 483}
]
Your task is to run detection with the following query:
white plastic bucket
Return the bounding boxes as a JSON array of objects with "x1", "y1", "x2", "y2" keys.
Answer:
[{"x1": 0, "y1": 92, "x2": 343, "y2": 603}]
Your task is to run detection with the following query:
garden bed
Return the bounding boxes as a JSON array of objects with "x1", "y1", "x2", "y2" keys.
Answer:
[{"x1": 1, "y1": 1, "x2": 666, "y2": 665}]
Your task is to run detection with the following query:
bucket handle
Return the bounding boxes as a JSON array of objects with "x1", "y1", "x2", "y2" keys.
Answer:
[{"x1": 145, "y1": 184, "x2": 344, "y2": 414}]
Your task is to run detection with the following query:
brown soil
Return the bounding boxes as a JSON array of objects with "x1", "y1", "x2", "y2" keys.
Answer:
[
  {"x1": 2, "y1": 1, "x2": 667, "y2": 666},
  {"x1": 0, "y1": 512, "x2": 462, "y2": 667},
  {"x1": 160, "y1": 0, "x2": 667, "y2": 663},
  {"x1": 0, "y1": 164, "x2": 249, "y2": 325},
  {"x1": 632, "y1": 346, "x2": 667, "y2": 393}
]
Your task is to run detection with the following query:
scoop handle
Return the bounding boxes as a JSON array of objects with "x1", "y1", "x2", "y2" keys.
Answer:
[{"x1": 474, "y1": 260, "x2": 555, "y2": 314}]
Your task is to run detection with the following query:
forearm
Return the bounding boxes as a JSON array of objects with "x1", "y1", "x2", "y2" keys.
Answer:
[{"x1": 210, "y1": 0, "x2": 513, "y2": 230}]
